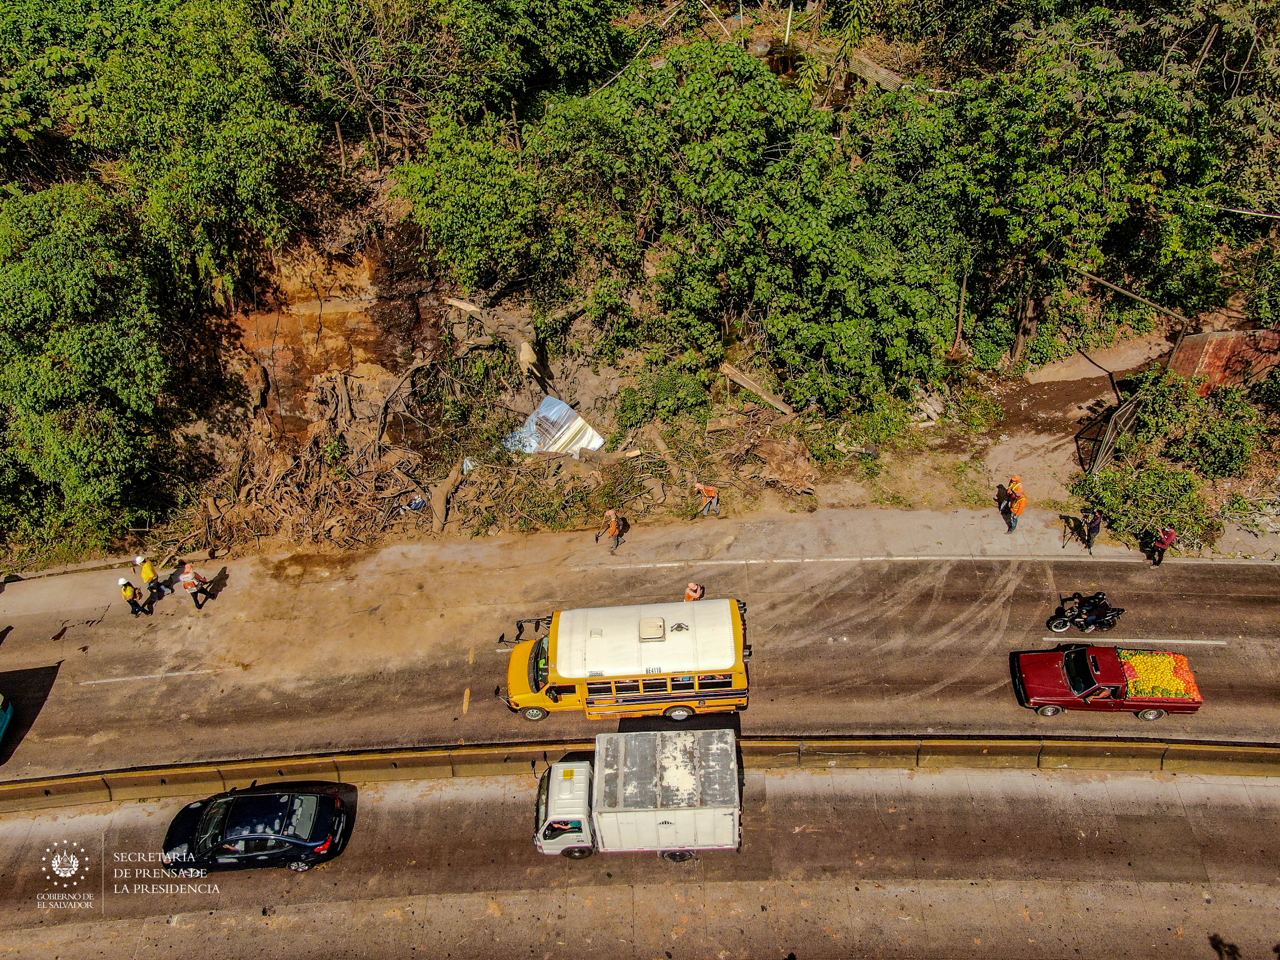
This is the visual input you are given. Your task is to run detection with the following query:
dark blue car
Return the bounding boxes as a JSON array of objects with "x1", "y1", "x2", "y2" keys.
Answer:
[
  {"x1": 0, "y1": 693, "x2": 12, "y2": 750},
  {"x1": 162, "y1": 781, "x2": 356, "y2": 873}
]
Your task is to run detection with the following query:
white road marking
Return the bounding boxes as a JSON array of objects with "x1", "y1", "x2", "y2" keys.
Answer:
[
  {"x1": 576, "y1": 554, "x2": 1272, "y2": 571},
  {"x1": 79, "y1": 669, "x2": 216, "y2": 686},
  {"x1": 578, "y1": 556, "x2": 1117, "y2": 571},
  {"x1": 462, "y1": 687, "x2": 471, "y2": 715},
  {"x1": 1039, "y1": 637, "x2": 1229, "y2": 647}
]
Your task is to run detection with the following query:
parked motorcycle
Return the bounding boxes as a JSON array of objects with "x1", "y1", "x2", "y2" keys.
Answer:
[{"x1": 1047, "y1": 591, "x2": 1125, "y2": 633}]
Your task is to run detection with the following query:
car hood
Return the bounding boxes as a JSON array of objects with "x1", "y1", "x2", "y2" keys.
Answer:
[
  {"x1": 162, "y1": 800, "x2": 208, "y2": 859},
  {"x1": 1017, "y1": 652, "x2": 1072, "y2": 700}
]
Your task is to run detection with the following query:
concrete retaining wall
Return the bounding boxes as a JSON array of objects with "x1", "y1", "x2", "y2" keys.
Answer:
[{"x1": 1, "y1": 737, "x2": 1277, "y2": 814}]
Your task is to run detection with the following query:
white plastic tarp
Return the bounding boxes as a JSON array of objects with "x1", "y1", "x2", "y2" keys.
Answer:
[{"x1": 504, "y1": 396, "x2": 604, "y2": 457}]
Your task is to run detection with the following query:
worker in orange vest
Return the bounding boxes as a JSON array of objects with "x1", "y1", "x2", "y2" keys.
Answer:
[
  {"x1": 694, "y1": 482, "x2": 721, "y2": 518},
  {"x1": 595, "y1": 509, "x2": 627, "y2": 554},
  {"x1": 1004, "y1": 476, "x2": 1028, "y2": 533},
  {"x1": 684, "y1": 582, "x2": 705, "y2": 602}
]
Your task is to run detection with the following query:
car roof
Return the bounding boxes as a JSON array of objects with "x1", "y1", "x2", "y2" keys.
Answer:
[{"x1": 224, "y1": 793, "x2": 305, "y2": 841}]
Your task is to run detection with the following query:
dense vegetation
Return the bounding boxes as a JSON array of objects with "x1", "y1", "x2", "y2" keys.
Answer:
[{"x1": 0, "y1": 0, "x2": 1276, "y2": 554}]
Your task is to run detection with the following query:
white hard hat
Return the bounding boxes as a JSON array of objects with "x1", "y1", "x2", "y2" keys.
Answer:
[
  {"x1": 134, "y1": 556, "x2": 145, "y2": 564},
  {"x1": 118, "y1": 578, "x2": 128, "y2": 585}
]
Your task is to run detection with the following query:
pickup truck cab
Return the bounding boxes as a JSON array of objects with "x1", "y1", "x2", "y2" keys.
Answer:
[{"x1": 1013, "y1": 644, "x2": 1203, "y2": 721}]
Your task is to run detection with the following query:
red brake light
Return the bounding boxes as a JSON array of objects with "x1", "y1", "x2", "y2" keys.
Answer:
[
  {"x1": 334, "y1": 797, "x2": 343, "y2": 809},
  {"x1": 314, "y1": 835, "x2": 333, "y2": 854}
]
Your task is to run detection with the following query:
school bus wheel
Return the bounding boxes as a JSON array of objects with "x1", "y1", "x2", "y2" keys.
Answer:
[
  {"x1": 521, "y1": 706, "x2": 549, "y2": 721},
  {"x1": 663, "y1": 705, "x2": 695, "y2": 721}
]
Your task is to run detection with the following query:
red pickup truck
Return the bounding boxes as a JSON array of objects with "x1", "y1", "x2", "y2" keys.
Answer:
[{"x1": 1013, "y1": 644, "x2": 1203, "y2": 721}]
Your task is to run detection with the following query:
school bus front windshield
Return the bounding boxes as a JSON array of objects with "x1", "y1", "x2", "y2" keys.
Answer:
[{"x1": 529, "y1": 636, "x2": 549, "y2": 693}]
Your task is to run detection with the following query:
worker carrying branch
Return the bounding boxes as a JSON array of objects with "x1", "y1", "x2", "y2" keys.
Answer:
[{"x1": 594, "y1": 509, "x2": 628, "y2": 554}]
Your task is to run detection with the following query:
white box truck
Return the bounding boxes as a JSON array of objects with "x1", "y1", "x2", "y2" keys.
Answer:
[{"x1": 534, "y1": 729, "x2": 741, "y2": 861}]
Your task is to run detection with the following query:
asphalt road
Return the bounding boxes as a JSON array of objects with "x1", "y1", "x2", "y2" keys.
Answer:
[
  {"x1": 0, "y1": 514, "x2": 1278, "y2": 780},
  {"x1": 1, "y1": 767, "x2": 1276, "y2": 959}
]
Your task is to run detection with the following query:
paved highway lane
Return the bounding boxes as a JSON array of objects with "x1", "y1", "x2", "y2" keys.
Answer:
[
  {"x1": 1, "y1": 768, "x2": 1277, "y2": 959},
  {"x1": 0, "y1": 522, "x2": 1278, "y2": 779}
]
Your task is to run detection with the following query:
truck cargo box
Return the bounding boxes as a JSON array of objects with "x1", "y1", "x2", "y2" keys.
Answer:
[{"x1": 591, "y1": 728, "x2": 740, "y2": 853}]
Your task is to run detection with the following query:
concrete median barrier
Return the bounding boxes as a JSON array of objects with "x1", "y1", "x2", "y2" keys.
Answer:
[
  {"x1": 798, "y1": 739, "x2": 920, "y2": 768},
  {"x1": 1161, "y1": 743, "x2": 1280, "y2": 777},
  {"x1": 333, "y1": 750, "x2": 452, "y2": 783},
  {"x1": 449, "y1": 744, "x2": 580, "y2": 778},
  {"x1": 1039, "y1": 739, "x2": 1168, "y2": 771},
  {"x1": 0, "y1": 774, "x2": 110, "y2": 813},
  {"x1": 918, "y1": 739, "x2": 1042, "y2": 769},
  {"x1": 218, "y1": 757, "x2": 342, "y2": 789},
  {"x1": 103, "y1": 766, "x2": 226, "y2": 802},
  {"x1": 739, "y1": 739, "x2": 802, "y2": 769}
]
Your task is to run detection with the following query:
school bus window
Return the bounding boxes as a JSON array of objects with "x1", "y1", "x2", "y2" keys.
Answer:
[
  {"x1": 671, "y1": 676, "x2": 695, "y2": 692},
  {"x1": 697, "y1": 675, "x2": 734, "y2": 690},
  {"x1": 586, "y1": 682, "x2": 613, "y2": 697},
  {"x1": 615, "y1": 680, "x2": 641, "y2": 695},
  {"x1": 642, "y1": 679, "x2": 668, "y2": 693}
]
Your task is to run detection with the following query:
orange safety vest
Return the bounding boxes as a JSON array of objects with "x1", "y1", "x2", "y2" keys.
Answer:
[
  {"x1": 697, "y1": 484, "x2": 719, "y2": 499},
  {"x1": 684, "y1": 585, "x2": 704, "y2": 602},
  {"x1": 1011, "y1": 493, "x2": 1027, "y2": 516}
]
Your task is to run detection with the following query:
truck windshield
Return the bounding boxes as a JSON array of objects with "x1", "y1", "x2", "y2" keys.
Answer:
[
  {"x1": 535, "y1": 770, "x2": 549, "y2": 835},
  {"x1": 1063, "y1": 648, "x2": 1097, "y2": 696},
  {"x1": 528, "y1": 636, "x2": 549, "y2": 692}
]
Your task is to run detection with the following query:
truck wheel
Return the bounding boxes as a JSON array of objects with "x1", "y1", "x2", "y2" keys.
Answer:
[
  {"x1": 1035, "y1": 705, "x2": 1064, "y2": 717},
  {"x1": 520, "y1": 706, "x2": 549, "y2": 721},
  {"x1": 663, "y1": 705, "x2": 695, "y2": 721},
  {"x1": 660, "y1": 851, "x2": 696, "y2": 863},
  {"x1": 287, "y1": 861, "x2": 312, "y2": 872},
  {"x1": 1137, "y1": 708, "x2": 1167, "y2": 721},
  {"x1": 1047, "y1": 617, "x2": 1071, "y2": 634},
  {"x1": 561, "y1": 847, "x2": 594, "y2": 860}
]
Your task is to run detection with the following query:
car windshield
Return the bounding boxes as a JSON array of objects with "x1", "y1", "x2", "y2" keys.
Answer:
[
  {"x1": 225, "y1": 794, "x2": 320, "y2": 842},
  {"x1": 1063, "y1": 648, "x2": 1097, "y2": 696},
  {"x1": 195, "y1": 800, "x2": 232, "y2": 855},
  {"x1": 529, "y1": 636, "x2": 549, "y2": 691}
]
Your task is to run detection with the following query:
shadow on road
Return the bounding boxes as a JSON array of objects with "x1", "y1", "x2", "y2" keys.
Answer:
[
  {"x1": 208, "y1": 566, "x2": 230, "y2": 599},
  {"x1": 616, "y1": 712, "x2": 742, "y2": 737},
  {"x1": 0, "y1": 662, "x2": 62, "y2": 767}
]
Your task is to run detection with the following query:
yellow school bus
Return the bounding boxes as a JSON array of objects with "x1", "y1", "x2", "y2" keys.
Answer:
[{"x1": 502, "y1": 598, "x2": 749, "y2": 722}]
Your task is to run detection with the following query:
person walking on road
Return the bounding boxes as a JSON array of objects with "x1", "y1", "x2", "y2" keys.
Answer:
[
  {"x1": 1149, "y1": 525, "x2": 1178, "y2": 566},
  {"x1": 1002, "y1": 476, "x2": 1027, "y2": 534},
  {"x1": 178, "y1": 562, "x2": 214, "y2": 610},
  {"x1": 118, "y1": 578, "x2": 147, "y2": 617},
  {"x1": 595, "y1": 509, "x2": 627, "y2": 554},
  {"x1": 694, "y1": 482, "x2": 721, "y2": 518},
  {"x1": 1084, "y1": 508, "x2": 1104, "y2": 552},
  {"x1": 684, "y1": 582, "x2": 705, "y2": 602},
  {"x1": 134, "y1": 555, "x2": 171, "y2": 610}
]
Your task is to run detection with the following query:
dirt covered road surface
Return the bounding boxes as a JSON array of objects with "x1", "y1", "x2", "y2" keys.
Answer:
[
  {"x1": 1, "y1": 507, "x2": 1278, "y2": 780},
  {"x1": 1, "y1": 768, "x2": 1276, "y2": 959}
]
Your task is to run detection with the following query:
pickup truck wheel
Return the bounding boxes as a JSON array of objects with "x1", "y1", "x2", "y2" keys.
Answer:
[
  {"x1": 561, "y1": 847, "x2": 594, "y2": 860},
  {"x1": 660, "y1": 851, "x2": 696, "y2": 863},
  {"x1": 663, "y1": 705, "x2": 695, "y2": 721},
  {"x1": 520, "y1": 706, "x2": 549, "y2": 721},
  {"x1": 1047, "y1": 617, "x2": 1071, "y2": 633},
  {"x1": 1035, "y1": 705, "x2": 1064, "y2": 717},
  {"x1": 1137, "y1": 708, "x2": 1167, "y2": 721}
]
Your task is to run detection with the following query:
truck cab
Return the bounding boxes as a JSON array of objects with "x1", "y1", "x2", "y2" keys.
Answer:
[{"x1": 534, "y1": 761, "x2": 594, "y2": 858}]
